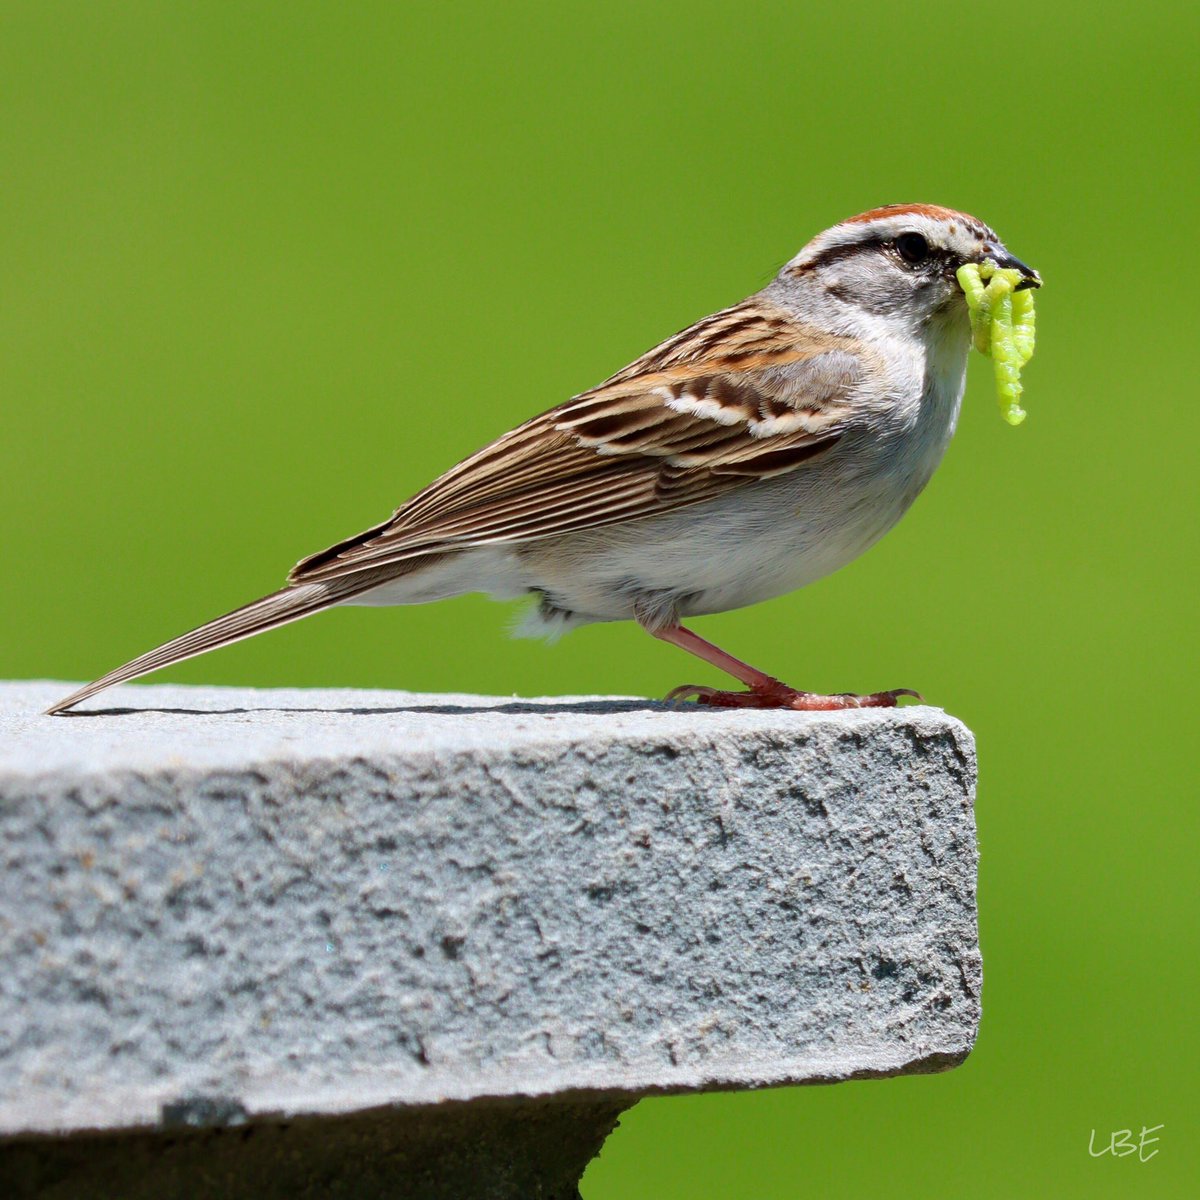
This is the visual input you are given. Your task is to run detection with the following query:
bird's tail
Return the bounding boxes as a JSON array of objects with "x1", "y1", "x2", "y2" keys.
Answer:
[{"x1": 46, "y1": 575, "x2": 378, "y2": 715}]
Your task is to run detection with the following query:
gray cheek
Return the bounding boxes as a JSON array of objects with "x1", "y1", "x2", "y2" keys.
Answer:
[{"x1": 824, "y1": 265, "x2": 909, "y2": 316}]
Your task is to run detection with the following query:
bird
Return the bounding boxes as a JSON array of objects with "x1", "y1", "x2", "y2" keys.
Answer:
[{"x1": 47, "y1": 204, "x2": 1039, "y2": 716}]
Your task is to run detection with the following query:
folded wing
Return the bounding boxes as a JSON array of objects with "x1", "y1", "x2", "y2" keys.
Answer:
[{"x1": 289, "y1": 302, "x2": 864, "y2": 583}]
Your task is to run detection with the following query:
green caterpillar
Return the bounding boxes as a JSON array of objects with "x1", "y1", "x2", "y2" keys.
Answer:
[{"x1": 957, "y1": 261, "x2": 1037, "y2": 426}]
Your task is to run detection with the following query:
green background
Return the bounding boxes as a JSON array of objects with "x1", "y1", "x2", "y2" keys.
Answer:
[{"x1": 4, "y1": 2, "x2": 1196, "y2": 1194}]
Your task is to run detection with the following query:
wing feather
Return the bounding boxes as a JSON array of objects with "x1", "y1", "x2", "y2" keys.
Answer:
[{"x1": 289, "y1": 302, "x2": 866, "y2": 583}]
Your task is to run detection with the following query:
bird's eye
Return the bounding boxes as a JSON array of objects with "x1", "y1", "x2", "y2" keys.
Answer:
[{"x1": 895, "y1": 233, "x2": 930, "y2": 265}]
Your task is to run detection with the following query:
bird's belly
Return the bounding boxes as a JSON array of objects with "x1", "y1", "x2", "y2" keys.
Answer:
[
  {"x1": 684, "y1": 475, "x2": 913, "y2": 614},
  {"x1": 519, "y1": 447, "x2": 936, "y2": 624}
]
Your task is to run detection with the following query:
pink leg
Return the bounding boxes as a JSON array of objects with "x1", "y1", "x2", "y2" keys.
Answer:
[{"x1": 648, "y1": 623, "x2": 921, "y2": 711}]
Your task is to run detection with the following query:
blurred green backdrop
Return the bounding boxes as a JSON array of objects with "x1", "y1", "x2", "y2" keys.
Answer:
[{"x1": 4, "y1": 1, "x2": 1196, "y2": 1195}]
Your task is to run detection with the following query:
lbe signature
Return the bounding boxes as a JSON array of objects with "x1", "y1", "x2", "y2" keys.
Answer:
[{"x1": 1089, "y1": 1125, "x2": 1163, "y2": 1162}]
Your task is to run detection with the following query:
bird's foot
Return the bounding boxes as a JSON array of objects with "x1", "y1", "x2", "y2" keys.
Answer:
[{"x1": 665, "y1": 678, "x2": 922, "y2": 711}]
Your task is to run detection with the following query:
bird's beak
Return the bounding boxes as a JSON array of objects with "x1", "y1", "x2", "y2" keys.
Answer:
[{"x1": 994, "y1": 252, "x2": 1041, "y2": 291}]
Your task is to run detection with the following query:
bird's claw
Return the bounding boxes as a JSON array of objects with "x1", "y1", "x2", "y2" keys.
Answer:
[{"x1": 664, "y1": 681, "x2": 923, "y2": 711}]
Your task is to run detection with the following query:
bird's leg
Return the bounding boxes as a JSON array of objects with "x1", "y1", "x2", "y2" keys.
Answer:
[{"x1": 648, "y1": 623, "x2": 920, "y2": 711}]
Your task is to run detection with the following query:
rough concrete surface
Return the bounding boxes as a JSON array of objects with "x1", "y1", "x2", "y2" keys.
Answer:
[{"x1": 0, "y1": 680, "x2": 979, "y2": 1196}]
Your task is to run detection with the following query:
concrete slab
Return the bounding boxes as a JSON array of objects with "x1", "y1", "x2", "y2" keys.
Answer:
[{"x1": 0, "y1": 681, "x2": 980, "y2": 1197}]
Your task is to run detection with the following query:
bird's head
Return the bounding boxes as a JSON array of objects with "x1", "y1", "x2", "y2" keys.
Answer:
[{"x1": 778, "y1": 203, "x2": 1040, "y2": 337}]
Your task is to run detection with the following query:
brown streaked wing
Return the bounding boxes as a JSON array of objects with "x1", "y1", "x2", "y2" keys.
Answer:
[{"x1": 288, "y1": 303, "x2": 861, "y2": 584}]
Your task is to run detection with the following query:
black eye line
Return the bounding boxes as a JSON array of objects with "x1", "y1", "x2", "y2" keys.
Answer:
[{"x1": 797, "y1": 234, "x2": 949, "y2": 275}]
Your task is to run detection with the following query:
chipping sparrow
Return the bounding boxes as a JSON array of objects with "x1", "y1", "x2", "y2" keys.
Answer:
[{"x1": 48, "y1": 204, "x2": 1039, "y2": 716}]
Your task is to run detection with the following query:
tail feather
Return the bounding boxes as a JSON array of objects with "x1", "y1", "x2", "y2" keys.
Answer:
[{"x1": 46, "y1": 576, "x2": 374, "y2": 715}]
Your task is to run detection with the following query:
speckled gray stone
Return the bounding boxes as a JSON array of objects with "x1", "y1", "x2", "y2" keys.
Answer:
[{"x1": 0, "y1": 680, "x2": 979, "y2": 1197}]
